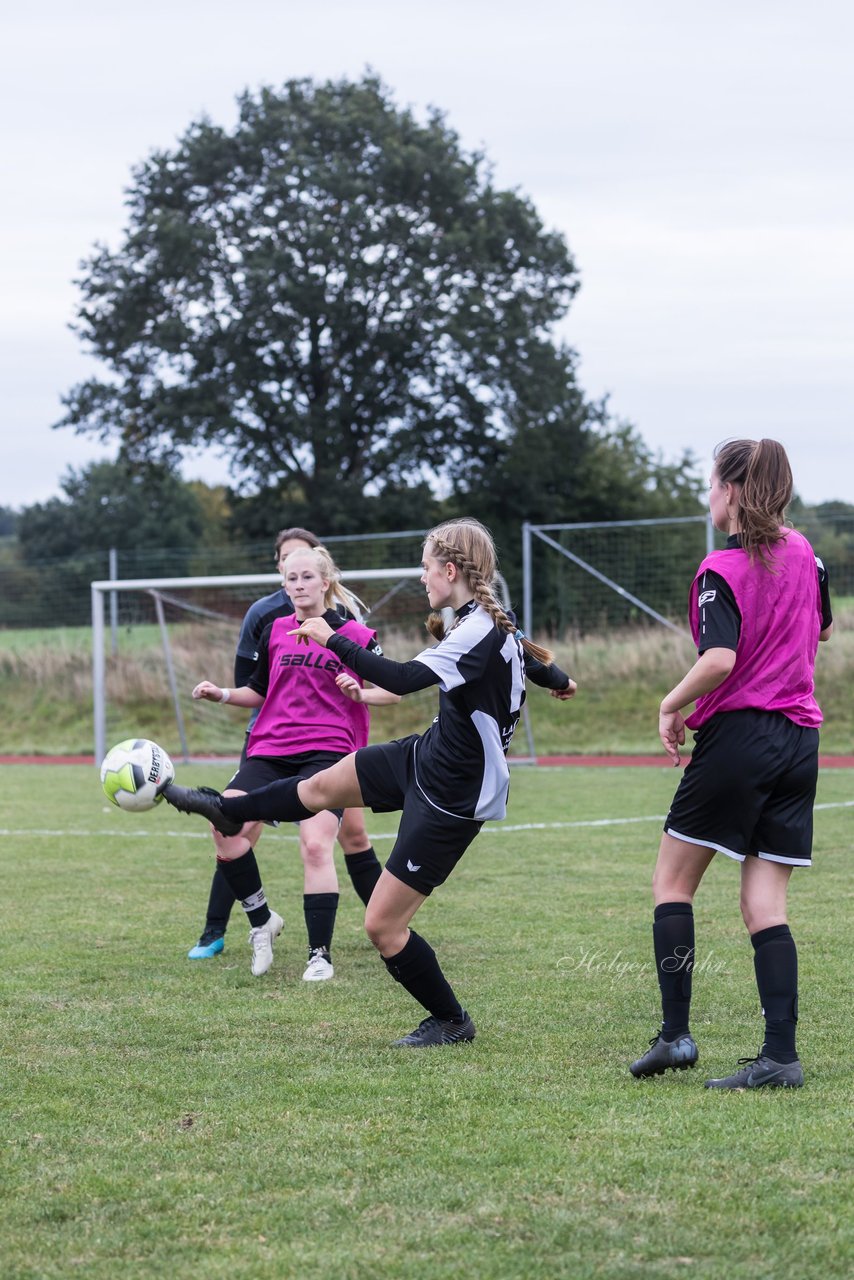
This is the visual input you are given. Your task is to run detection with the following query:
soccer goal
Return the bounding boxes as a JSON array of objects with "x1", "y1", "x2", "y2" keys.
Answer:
[
  {"x1": 90, "y1": 567, "x2": 536, "y2": 766},
  {"x1": 521, "y1": 516, "x2": 715, "y2": 635}
]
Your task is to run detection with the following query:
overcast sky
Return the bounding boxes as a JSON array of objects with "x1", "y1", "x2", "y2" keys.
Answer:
[{"x1": 2, "y1": 0, "x2": 851, "y2": 511}]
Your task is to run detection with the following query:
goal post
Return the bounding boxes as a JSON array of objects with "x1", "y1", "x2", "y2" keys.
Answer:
[
  {"x1": 521, "y1": 515, "x2": 715, "y2": 636},
  {"x1": 90, "y1": 567, "x2": 535, "y2": 766}
]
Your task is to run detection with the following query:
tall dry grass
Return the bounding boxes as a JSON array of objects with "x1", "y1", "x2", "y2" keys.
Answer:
[{"x1": 0, "y1": 607, "x2": 849, "y2": 756}]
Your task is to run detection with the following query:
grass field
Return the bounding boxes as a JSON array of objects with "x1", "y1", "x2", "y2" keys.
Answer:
[{"x1": 1, "y1": 763, "x2": 852, "y2": 1279}]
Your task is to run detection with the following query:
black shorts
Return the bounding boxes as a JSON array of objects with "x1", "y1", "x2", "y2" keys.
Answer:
[
  {"x1": 227, "y1": 752, "x2": 344, "y2": 822},
  {"x1": 666, "y1": 710, "x2": 819, "y2": 867},
  {"x1": 355, "y1": 736, "x2": 483, "y2": 896}
]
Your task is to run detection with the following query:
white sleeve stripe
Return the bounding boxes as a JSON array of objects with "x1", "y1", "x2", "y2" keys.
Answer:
[
  {"x1": 412, "y1": 609, "x2": 494, "y2": 691},
  {"x1": 412, "y1": 650, "x2": 465, "y2": 691}
]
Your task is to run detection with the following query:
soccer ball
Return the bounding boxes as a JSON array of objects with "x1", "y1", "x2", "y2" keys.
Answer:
[{"x1": 100, "y1": 738, "x2": 175, "y2": 812}]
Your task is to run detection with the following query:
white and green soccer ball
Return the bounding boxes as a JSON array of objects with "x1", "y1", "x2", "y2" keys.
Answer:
[{"x1": 100, "y1": 738, "x2": 175, "y2": 812}]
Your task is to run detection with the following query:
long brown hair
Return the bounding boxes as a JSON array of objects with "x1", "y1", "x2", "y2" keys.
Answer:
[
  {"x1": 424, "y1": 518, "x2": 554, "y2": 664},
  {"x1": 714, "y1": 438, "x2": 793, "y2": 568},
  {"x1": 274, "y1": 526, "x2": 321, "y2": 560}
]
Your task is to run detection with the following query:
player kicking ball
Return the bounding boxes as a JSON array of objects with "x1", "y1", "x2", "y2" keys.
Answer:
[{"x1": 165, "y1": 518, "x2": 576, "y2": 1047}]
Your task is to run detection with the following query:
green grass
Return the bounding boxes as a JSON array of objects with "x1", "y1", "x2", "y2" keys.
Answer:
[{"x1": 1, "y1": 765, "x2": 852, "y2": 1278}]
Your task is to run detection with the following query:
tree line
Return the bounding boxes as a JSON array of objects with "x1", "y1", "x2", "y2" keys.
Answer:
[
  {"x1": 2, "y1": 456, "x2": 851, "y2": 634},
  {"x1": 3, "y1": 74, "x2": 850, "y2": 629}
]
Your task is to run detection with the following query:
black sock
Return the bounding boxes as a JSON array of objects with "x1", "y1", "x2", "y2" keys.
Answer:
[
  {"x1": 653, "y1": 902, "x2": 695, "y2": 1041},
  {"x1": 221, "y1": 777, "x2": 315, "y2": 824},
  {"x1": 343, "y1": 847, "x2": 382, "y2": 906},
  {"x1": 382, "y1": 930, "x2": 464, "y2": 1022},
  {"x1": 203, "y1": 863, "x2": 235, "y2": 935},
  {"x1": 752, "y1": 924, "x2": 799, "y2": 1063},
  {"x1": 216, "y1": 850, "x2": 270, "y2": 928},
  {"x1": 304, "y1": 892, "x2": 339, "y2": 955}
]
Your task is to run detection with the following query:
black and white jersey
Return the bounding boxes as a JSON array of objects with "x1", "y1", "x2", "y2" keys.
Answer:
[
  {"x1": 326, "y1": 600, "x2": 527, "y2": 821},
  {"x1": 411, "y1": 601, "x2": 526, "y2": 822}
]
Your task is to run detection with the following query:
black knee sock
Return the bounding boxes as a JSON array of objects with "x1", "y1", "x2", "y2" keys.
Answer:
[
  {"x1": 343, "y1": 847, "x2": 382, "y2": 905},
  {"x1": 653, "y1": 902, "x2": 695, "y2": 1041},
  {"x1": 204, "y1": 863, "x2": 235, "y2": 934},
  {"x1": 382, "y1": 930, "x2": 464, "y2": 1022},
  {"x1": 221, "y1": 777, "x2": 315, "y2": 824},
  {"x1": 304, "y1": 892, "x2": 339, "y2": 955},
  {"x1": 216, "y1": 850, "x2": 270, "y2": 928},
  {"x1": 752, "y1": 924, "x2": 799, "y2": 1063}
]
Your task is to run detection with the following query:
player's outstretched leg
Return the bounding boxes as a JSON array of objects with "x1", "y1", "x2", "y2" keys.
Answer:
[
  {"x1": 165, "y1": 776, "x2": 316, "y2": 832},
  {"x1": 163, "y1": 783, "x2": 244, "y2": 837}
]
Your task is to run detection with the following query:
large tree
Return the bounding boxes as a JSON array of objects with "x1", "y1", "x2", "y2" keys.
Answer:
[{"x1": 58, "y1": 74, "x2": 583, "y2": 529}]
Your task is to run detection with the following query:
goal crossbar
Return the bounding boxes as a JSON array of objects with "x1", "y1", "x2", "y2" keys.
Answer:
[{"x1": 90, "y1": 568, "x2": 532, "y2": 763}]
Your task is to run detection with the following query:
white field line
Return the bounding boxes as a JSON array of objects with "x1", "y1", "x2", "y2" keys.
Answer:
[{"x1": 2, "y1": 799, "x2": 852, "y2": 841}]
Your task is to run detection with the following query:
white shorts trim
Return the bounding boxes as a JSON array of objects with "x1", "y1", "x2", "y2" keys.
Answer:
[
  {"x1": 666, "y1": 827, "x2": 813, "y2": 868},
  {"x1": 665, "y1": 826, "x2": 745, "y2": 863},
  {"x1": 757, "y1": 850, "x2": 812, "y2": 867}
]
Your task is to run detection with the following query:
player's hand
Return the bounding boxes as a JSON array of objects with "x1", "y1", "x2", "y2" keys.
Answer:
[
  {"x1": 551, "y1": 679, "x2": 578, "y2": 701},
  {"x1": 659, "y1": 708, "x2": 686, "y2": 765},
  {"x1": 335, "y1": 673, "x2": 364, "y2": 703},
  {"x1": 192, "y1": 680, "x2": 222, "y2": 702},
  {"x1": 288, "y1": 617, "x2": 334, "y2": 647}
]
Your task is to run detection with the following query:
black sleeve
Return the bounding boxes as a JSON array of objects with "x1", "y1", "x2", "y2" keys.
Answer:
[
  {"x1": 245, "y1": 623, "x2": 273, "y2": 698},
  {"x1": 234, "y1": 653, "x2": 257, "y2": 686},
  {"x1": 326, "y1": 632, "x2": 440, "y2": 695},
  {"x1": 508, "y1": 608, "x2": 571, "y2": 690},
  {"x1": 695, "y1": 569, "x2": 741, "y2": 653},
  {"x1": 322, "y1": 610, "x2": 386, "y2": 658},
  {"x1": 524, "y1": 652, "x2": 571, "y2": 691},
  {"x1": 816, "y1": 557, "x2": 833, "y2": 630}
]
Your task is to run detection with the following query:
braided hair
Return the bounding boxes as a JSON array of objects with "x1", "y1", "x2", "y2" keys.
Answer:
[
  {"x1": 423, "y1": 518, "x2": 554, "y2": 664},
  {"x1": 714, "y1": 438, "x2": 793, "y2": 568}
]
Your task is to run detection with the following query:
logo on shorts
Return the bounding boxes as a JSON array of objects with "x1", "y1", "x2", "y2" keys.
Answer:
[
  {"x1": 698, "y1": 589, "x2": 717, "y2": 607},
  {"x1": 406, "y1": 859, "x2": 421, "y2": 873}
]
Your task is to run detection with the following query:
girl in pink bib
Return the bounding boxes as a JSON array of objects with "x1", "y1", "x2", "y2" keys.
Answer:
[
  {"x1": 629, "y1": 439, "x2": 833, "y2": 1090},
  {"x1": 186, "y1": 545, "x2": 399, "y2": 982}
]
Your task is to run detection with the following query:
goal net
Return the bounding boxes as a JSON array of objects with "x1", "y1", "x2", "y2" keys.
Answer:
[{"x1": 91, "y1": 567, "x2": 536, "y2": 766}]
